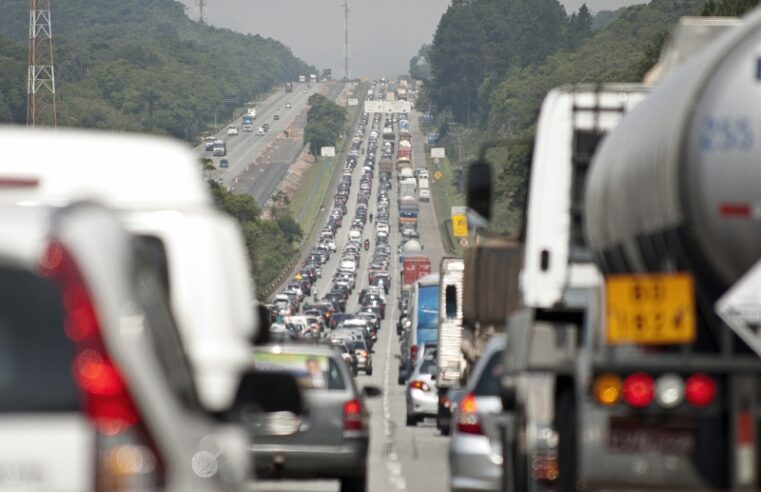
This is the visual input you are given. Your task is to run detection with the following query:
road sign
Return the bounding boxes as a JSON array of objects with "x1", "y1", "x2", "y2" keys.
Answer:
[
  {"x1": 321, "y1": 146, "x2": 336, "y2": 157},
  {"x1": 364, "y1": 101, "x2": 383, "y2": 113},
  {"x1": 431, "y1": 147, "x2": 446, "y2": 159},
  {"x1": 224, "y1": 96, "x2": 240, "y2": 104},
  {"x1": 459, "y1": 238, "x2": 469, "y2": 247},
  {"x1": 452, "y1": 214, "x2": 468, "y2": 238},
  {"x1": 605, "y1": 273, "x2": 696, "y2": 345},
  {"x1": 434, "y1": 171, "x2": 443, "y2": 181},
  {"x1": 347, "y1": 98, "x2": 359, "y2": 106},
  {"x1": 451, "y1": 206, "x2": 467, "y2": 216}
]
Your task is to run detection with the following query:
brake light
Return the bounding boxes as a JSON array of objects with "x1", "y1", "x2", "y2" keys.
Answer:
[
  {"x1": 456, "y1": 393, "x2": 483, "y2": 435},
  {"x1": 410, "y1": 344, "x2": 418, "y2": 361},
  {"x1": 343, "y1": 399, "x2": 364, "y2": 433},
  {"x1": 40, "y1": 241, "x2": 165, "y2": 489},
  {"x1": 409, "y1": 380, "x2": 431, "y2": 392},
  {"x1": 685, "y1": 373, "x2": 716, "y2": 407},
  {"x1": 622, "y1": 373, "x2": 654, "y2": 408}
]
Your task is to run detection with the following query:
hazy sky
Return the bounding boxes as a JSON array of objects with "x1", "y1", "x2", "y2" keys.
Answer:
[{"x1": 182, "y1": 0, "x2": 647, "y2": 78}]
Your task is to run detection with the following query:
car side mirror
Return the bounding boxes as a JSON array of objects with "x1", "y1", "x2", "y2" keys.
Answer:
[
  {"x1": 252, "y1": 303, "x2": 271, "y2": 346},
  {"x1": 466, "y1": 159, "x2": 492, "y2": 222},
  {"x1": 362, "y1": 385, "x2": 382, "y2": 398}
]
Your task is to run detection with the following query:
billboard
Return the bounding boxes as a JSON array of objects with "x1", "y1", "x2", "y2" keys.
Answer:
[{"x1": 321, "y1": 146, "x2": 336, "y2": 157}]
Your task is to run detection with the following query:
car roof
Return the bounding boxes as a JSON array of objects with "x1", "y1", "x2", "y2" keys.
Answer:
[{"x1": 0, "y1": 128, "x2": 210, "y2": 210}]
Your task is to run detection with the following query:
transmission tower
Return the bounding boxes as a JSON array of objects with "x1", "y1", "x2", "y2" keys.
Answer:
[
  {"x1": 27, "y1": 0, "x2": 57, "y2": 127},
  {"x1": 198, "y1": 0, "x2": 206, "y2": 24},
  {"x1": 343, "y1": 0, "x2": 350, "y2": 81}
]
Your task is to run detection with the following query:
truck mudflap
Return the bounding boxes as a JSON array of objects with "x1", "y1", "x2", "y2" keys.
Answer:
[{"x1": 578, "y1": 372, "x2": 760, "y2": 490}]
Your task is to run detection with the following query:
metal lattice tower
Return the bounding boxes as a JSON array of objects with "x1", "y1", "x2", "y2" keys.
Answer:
[
  {"x1": 343, "y1": 1, "x2": 350, "y2": 80},
  {"x1": 27, "y1": 0, "x2": 57, "y2": 127},
  {"x1": 198, "y1": 0, "x2": 206, "y2": 24}
]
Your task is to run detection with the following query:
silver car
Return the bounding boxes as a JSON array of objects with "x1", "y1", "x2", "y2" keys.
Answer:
[
  {"x1": 0, "y1": 203, "x2": 246, "y2": 492},
  {"x1": 449, "y1": 337, "x2": 506, "y2": 492},
  {"x1": 406, "y1": 355, "x2": 438, "y2": 426},
  {"x1": 238, "y1": 344, "x2": 379, "y2": 491}
]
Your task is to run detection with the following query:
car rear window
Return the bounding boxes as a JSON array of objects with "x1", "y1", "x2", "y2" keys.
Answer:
[
  {"x1": 418, "y1": 359, "x2": 437, "y2": 376},
  {"x1": 254, "y1": 352, "x2": 346, "y2": 391},
  {"x1": 474, "y1": 350, "x2": 505, "y2": 397},
  {"x1": 0, "y1": 267, "x2": 79, "y2": 412}
]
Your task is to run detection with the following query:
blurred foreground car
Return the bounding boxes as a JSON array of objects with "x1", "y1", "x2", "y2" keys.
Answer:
[
  {"x1": 0, "y1": 203, "x2": 246, "y2": 491},
  {"x1": 0, "y1": 128, "x2": 257, "y2": 415},
  {"x1": 230, "y1": 344, "x2": 380, "y2": 492},
  {"x1": 449, "y1": 337, "x2": 505, "y2": 492}
]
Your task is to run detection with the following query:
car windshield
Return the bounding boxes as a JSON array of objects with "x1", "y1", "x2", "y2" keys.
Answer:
[{"x1": 418, "y1": 359, "x2": 437, "y2": 376}]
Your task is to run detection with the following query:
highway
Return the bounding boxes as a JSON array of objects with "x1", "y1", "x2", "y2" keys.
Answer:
[
  {"x1": 258, "y1": 97, "x2": 449, "y2": 492},
  {"x1": 194, "y1": 81, "x2": 344, "y2": 205}
]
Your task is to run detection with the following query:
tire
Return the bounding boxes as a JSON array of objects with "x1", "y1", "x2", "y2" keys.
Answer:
[
  {"x1": 366, "y1": 367, "x2": 373, "y2": 376},
  {"x1": 398, "y1": 373, "x2": 405, "y2": 385},
  {"x1": 340, "y1": 474, "x2": 366, "y2": 492},
  {"x1": 557, "y1": 386, "x2": 577, "y2": 492},
  {"x1": 406, "y1": 414, "x2": 418, "y2": 426}
]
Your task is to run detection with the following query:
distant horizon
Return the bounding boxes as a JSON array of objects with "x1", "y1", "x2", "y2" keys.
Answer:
[{"x1": 180, "y1": 0, "x2": 649, "y2": 78}]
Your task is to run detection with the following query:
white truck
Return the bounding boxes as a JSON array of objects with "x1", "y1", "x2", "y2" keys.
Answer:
[{"x1": 436, "y1": 257, "x2": 465, "y2": 435}]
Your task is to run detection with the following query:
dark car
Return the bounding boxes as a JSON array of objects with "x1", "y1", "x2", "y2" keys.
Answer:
[{"x1": 237, "y1": 344, "x2": 379, "y2": 490}]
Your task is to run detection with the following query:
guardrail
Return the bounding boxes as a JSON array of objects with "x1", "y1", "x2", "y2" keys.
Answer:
[
  {"x1": 441, "y1": 218, "x2": 458, "y2": 254},
  {"x1": 258, "y1": 83, "x2": 366, "y2": 300}
]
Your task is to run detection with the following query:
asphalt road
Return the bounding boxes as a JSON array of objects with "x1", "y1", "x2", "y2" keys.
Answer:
[
  {"x1": 194, "y1": 81, "x2": 344, "y2": 204},
  {"x1": 256, "y1": 93, "x2": 450, "y2": 492}
]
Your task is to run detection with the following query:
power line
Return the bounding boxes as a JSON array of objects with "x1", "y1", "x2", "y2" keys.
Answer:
[{"x1": 27, "y1": 0, "x2": 57, "y2": 127}]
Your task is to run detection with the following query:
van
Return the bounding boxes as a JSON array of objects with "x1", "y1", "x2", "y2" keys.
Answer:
[{"x1": 0, "y1": 128, "x2": 257, "y2": 414}]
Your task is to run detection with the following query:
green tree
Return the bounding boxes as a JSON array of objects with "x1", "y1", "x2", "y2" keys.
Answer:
[
  {"x1": 304, "y1": 94, "x2": 346, "y2": 155},
  {"x1": 702, "y1": 0, "x2": 760, "y2": 15}
]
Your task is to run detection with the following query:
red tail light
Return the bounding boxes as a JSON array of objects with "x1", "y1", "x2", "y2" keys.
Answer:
[
  {"x1": 622, "y1": 373, "x2": 655, "y2": 408},
  {"x1": 685, "y1": 373, "x2": 716, "y2": 407},
  {"x1": 410, "y1": 344, "x2": 418, "y2": 361},
  {"x1": 40, "y1": 241, "x2": 165, "y2": 488},
  {"x1": 456, "y1": 393, "x2": 484, "y2": 435},
  {"x1": 343, "y1": 399, "x2": 365, "y2": 432},
  {"x1": 409, "y1": 380, "x2": 431, "y2": 392}
]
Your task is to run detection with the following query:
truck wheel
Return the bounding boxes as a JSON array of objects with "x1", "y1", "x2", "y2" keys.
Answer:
[
  {"x1": 557, "y1": 387, "x2": 577, "y2": 492},
  {"x1": 340, "y1": 474, "x2": 366, "y2": 492},
  {"x1": 366, "y1": 367, "x2": 373, "y2": 376},
  {"x1": 406, "y1": 414, "x2": 418, "y2": 426}
]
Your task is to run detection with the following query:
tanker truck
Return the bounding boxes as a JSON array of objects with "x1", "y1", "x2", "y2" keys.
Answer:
[
  {"x1": 476, "y1": 14, "x2": 761, "y2": 492},
  {"x1": 574, "y1": 12, "x2": 761, "y2": 491}
]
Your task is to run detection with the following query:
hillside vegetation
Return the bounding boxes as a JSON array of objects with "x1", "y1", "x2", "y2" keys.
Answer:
[
  {"x1": 0, "y1": 0, "x2": 311, "y2": 140},
  {"x1": 421, "y1": 0, "x2": 707, "y2": 235}
]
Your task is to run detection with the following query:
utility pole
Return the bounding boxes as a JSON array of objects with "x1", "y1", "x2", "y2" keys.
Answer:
[
  {"x1": 27, "y1": 0, "x2": 57, "y2": 128},
  {"x1": 198, "y1": 0, "x2": 206, "y2": 24},
  {"x1": 343, "y1": 0, "x2": 350, "y2": 81}
]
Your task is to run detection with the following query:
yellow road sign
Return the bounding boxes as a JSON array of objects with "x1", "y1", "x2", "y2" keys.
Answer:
[
  {"x1": 606, "y1": 273, "x2": 696, "y2": 345},
  {"x1": 434, "y1": 171, "x2": 443, "y2": 181},
  {"x1": 452, "y1": 214, "x2": 468, "y2": 238}
]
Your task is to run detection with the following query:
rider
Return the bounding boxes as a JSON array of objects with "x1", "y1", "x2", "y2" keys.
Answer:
[
  {"x1": 369, "y1": 213, "x2": 374, "y2": 224},
  {"x1": 364, "y1": 239, "x2": 370, "y2": 251}
]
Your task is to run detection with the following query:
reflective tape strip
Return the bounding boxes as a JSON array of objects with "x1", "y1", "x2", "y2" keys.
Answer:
[{"x1": 719, "y1": 203, "x2": 761, "y2": 218}]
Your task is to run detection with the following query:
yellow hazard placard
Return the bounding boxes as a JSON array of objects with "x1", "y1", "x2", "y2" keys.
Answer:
[
  {"x1": 606, "y1": 273, "x2": 696, "y2": 345},
  {"x1": 452, "y1": 214, "x2": 468, "y2": 238}
]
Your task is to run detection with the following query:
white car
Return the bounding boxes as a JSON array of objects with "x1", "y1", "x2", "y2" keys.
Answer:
[
  {"x1": 0, "y1": 128, "x2": 257, "y2": 415},
  {"x1": 285, "y1": 103, "x2": 292, "y2": 109},
  {"x1": 227, "y1": 126, "x2": 239, "y2": 136},
  {"x1": 376, "y1": 222, "x2": 390, "y2": 234},
  {"x1": 406, "y1": 355, "x2": 438, "y2": 426},
  {"x1": 0, "y1": 203, "x2": 247, "y2": 492},
  {"x1": 257, "y1": 127, "x2": 265, "y2": 135}
]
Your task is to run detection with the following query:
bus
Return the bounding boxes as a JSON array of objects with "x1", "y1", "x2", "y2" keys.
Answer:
[{"x1": 400, "y1": 273, "x2": 440, "y2": 382}]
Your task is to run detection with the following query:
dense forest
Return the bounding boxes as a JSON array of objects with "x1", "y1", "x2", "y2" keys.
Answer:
[
  {"x1": 0, "y1": 0, "x2": 311, "y2": 140},
  {"x1": 418, "y1": 0, "x2": 715, "y2": 235}
]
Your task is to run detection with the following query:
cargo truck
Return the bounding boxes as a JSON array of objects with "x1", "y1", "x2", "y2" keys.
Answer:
[
  {"x1": 242, "y1": 115, "x2": 253, "y2": 132},
  {"x1": 466, "y1": 84, "x2": 649, "y2": 492},
  {"x1": 399, "y1": 178, "x2": 416, "y2": 201},
  {"x1": 212, "y1": 139, "x2": 226, "y2": 156},
  {"x1": 379, "y1": 159, "x2": 393, "y2": 180},
  {"x1": 285, "y1": 81, "x2": 293, "y2": 93},
  {"x1": 398, "y1": 197, "x2": 419, "y2": 231},
  {"x1": 573, "y1": 16, "x2": 761, "y2": 490},
  {"x1": 436, "y1": 257, "x2": 465, "y2": 435}
]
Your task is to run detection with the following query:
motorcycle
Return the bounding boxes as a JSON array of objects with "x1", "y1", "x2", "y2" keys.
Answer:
[{"x1": 364, "y1": 239, "x2": 370, "y2": 251}]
